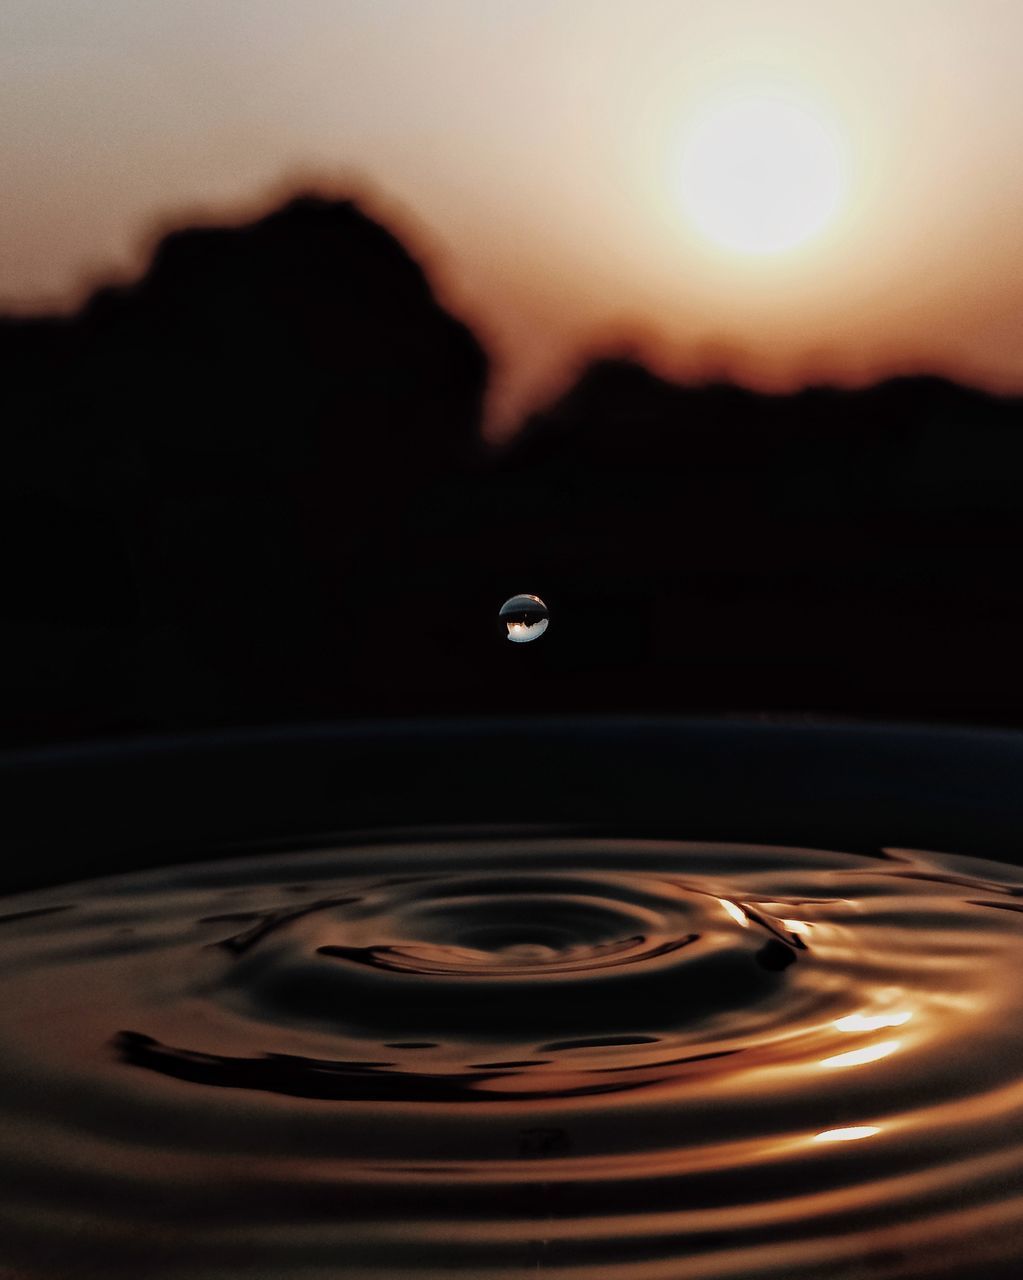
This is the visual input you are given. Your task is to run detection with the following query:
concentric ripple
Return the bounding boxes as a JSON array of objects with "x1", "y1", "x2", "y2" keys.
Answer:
[{"x1": 3, "y1": 836, "x2": 1023, "y2": 1278}]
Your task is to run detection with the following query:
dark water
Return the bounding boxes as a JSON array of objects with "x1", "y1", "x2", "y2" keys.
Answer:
[{"x1": 3, "y1": 835, "x2": 1023, "y2": 1277}]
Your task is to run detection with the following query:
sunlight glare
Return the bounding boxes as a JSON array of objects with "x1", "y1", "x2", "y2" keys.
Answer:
[
  {"x1": 718, "y1": 898, "x2": 749, "y2": 927},
  {"x1": 834, "y1": 1011, "x2": 912, "y2": 1033},
  {"x1": 813, "y1": 1126, "x2": 881, "y2": 1143},
  {"x1": 820, "y1": 1040, "x2": 901, "y2": 1070}
]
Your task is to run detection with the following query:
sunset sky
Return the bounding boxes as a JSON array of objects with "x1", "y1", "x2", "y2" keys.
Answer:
[{"x1": 3, "y1": 0, "x2": 1023, "y2": 431}]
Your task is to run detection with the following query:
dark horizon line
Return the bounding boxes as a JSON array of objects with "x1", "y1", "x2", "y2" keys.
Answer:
[{"x1": 2, "y1": 188, "x2": 1020, "y2": 434}]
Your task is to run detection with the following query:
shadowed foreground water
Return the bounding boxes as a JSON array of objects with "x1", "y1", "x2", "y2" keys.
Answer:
[{"x1": 3, "y1": 834, "x2": 1023, "y2": 1277}]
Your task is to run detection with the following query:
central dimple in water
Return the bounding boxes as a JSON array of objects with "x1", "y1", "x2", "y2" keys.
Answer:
[
  {"x1": 499, "y1": 941, "x2": 558, "y2": 961},
  {"x1": 3, "y1": 835, "x2": 1023, "y2": 1278}
]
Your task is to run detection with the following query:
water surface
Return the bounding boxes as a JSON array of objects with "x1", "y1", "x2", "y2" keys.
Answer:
[{"x1": 3, "y1": 835, "x2": 1023, "y2": 1277}]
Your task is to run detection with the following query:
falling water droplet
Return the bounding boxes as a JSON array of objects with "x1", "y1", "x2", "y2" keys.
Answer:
[{"x1": 499, "y1": 594, "x2": 549, "y2": 644}]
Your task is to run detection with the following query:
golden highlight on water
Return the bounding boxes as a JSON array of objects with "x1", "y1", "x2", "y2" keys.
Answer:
[{"x1": 3, "y1": 836, "x2": 1023, "y2": 1277}]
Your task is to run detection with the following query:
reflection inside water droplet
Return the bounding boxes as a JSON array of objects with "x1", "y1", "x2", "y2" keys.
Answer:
[{"x1": 499, "y1": 593, "x2": 549, "y2": 643}]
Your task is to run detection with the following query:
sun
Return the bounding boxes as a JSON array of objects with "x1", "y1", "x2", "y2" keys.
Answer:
[{"x1": 677, "y1": 95, "x2": 847, "y2": 256}]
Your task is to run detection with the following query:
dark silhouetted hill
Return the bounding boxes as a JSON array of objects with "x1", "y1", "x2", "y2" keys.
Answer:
[
  {"x1": 0, "y1": 196, "x2": 487, "y2": 739},
  {"x1": 468, "y1": 359, "x2": 1023, "y2": 717},
  {"x1": 3, "y1": 198, "x2": 1023, "y2": 742}
]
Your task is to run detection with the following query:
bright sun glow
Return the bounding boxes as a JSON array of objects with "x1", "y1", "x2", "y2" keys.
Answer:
[{"x1": 677, "y1": 95, "x2": 847, "y2": 256}]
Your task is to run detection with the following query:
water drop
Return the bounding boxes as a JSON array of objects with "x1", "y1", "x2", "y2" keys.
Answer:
[{"x1": 499, "y1": 594, "x2": 549, "y2": 644}]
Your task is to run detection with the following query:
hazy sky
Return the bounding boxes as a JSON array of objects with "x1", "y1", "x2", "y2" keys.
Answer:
[{"x1": 3, "y1": 0, "x2": 1023, "y2": 429}]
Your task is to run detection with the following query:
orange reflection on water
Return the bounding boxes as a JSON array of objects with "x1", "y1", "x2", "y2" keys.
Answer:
[
  {"x1": 834, "y1": 1011, "x2": 913, "y2": 1033},
  {"x1": 819, "y1": 1040, "x2": 901, "y2": 1069},
  {"x1": 813, "y1": 1125, "x2": 882, "y2": 1142},
  {"x1": 718, "y1": 898, "x2": 748, "y2": 927},
  {"x1": 782, "y1": 919, "x2": 811, "y2": 935}
]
